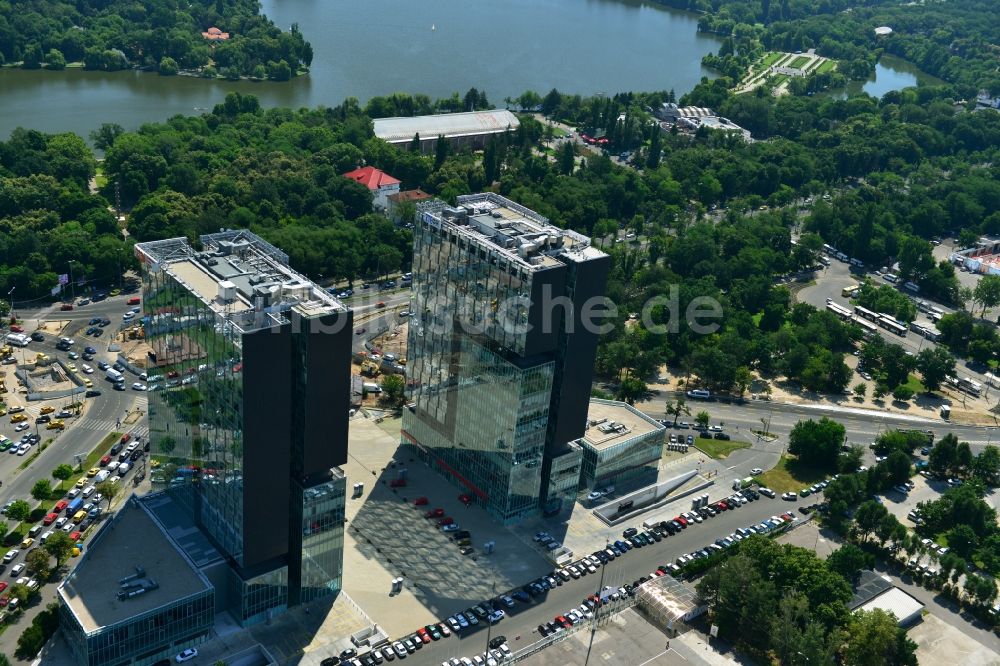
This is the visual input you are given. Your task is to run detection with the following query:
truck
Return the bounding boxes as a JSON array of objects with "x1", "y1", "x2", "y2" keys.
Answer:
[
  {"x1": 67, "y1": 497, "x2": 83, "y2": 514},
  {"x1": 363, "y1": 382, "x2": 382, "y2": 394},
  {"x1": 105, "y1": 369, "x2": 124, "y2": 384},
  {"x1": 94, "y1": 470, "x2": 110, "y2": 483}
]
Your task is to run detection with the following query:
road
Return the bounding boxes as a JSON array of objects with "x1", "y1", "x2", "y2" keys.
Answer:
[
  {"x1": 797, "y1": 253, "x2": 999, "y2": 402},
  {"x1": 381, "y1": 498, "x2": 802, "y2": 666},
  {"x1": 0, "y1": 294, "x2": 145, "y2": 509}
]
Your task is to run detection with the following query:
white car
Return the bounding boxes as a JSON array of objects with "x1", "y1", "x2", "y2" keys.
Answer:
[
  {"x1": 82, "y1": 364, "x2": 94, "y2": 374},
  {"x1": 750, "y1": 468, "x2": 763, "y2": 475},
  {"x1": 10, "y1": 563, "x2": 25, "y2": 576},
  {"x1": 131, "y1": 383, "x2": 147, "y2": 391},
  {"x1": 14, "y1": 423, "x2": 28, "y2": 432},
  {"x1": 123, "y1": 312, "x2": 135, "y2": 321},
  {"x1": 175, "y1": 648, "x2": 198, "y2": 663}
]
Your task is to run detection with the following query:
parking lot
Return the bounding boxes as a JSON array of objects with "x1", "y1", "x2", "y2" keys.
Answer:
[{"x1": 342, "y1": 416, "x2": 554, "y2": 637}]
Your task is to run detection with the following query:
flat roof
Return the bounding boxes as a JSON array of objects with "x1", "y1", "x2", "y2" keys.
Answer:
[
  {"x1": 857, "y1": 587, "x2": 924, "y2": 626},
  {"x1": 419, "y1": 193, "x2": 605, "y2": 272},
  {"x1": 135, "y1": 229, "x2": 345, "y2": 335},
  {"x1": 850, "y1": 569, "x2": 895, "y2": 608},
  {"x1": 59, "y1": 500, "x2": 211, "y2": 634},
  {"x1": 373, "y1": 110, "x2": 520, "y2": 144},
  {"x1": 579, "y1": 399, "x2": 663, "y2": 451}
]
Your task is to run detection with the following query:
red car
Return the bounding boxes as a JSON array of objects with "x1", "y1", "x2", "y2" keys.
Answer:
[
  {"x1": 389, "y1": 479, "x2": 406, "y2": 488},
  {"x1": 69, "y1": 531, "x2": 82, "y2": 542},
  {"x1": 675, "y1": 516, "x2": 688, "y2": 526},
  {"x1": 100, "y1": 455, "x2": 111, "y2": 467},
  {"x1": 54, "y1": 500, "x2": 69, "y2": 513},
  {"x1": 413, "y1": 497, "x2": 429, "y2": 506},
  {"x1": 458, "y1": 494, "x2": 472, "y2": 505},
  {"x1": 43, "y1": 512, "x2": 58, "y2": 525},
  {"x1": 120, "y1": 433, "x2": 131, "y2": 443},
  {"x1": 60, "y1": 304, "x2": 74, "y2": 311},
  {"x1": 9, "y1": 325, "x2": 22, "y2": 333},
  {"x1": 425, "y1": 508, "x2": 444, "y2": 519},
  {"x1": 127, "y1": 297, "x2": 140, "y2": 305},
  {"x1": 438, "y1": 517, "x2": 454, "y2": 526},
  {"x1": 716, "y1": 501, "x2": 728, "y2": 510},
  {"x1": 556, "y1": 615, "x2": 571, "y2": 628},
  {"x1": 0, "y1": 595, "x2": 8, "y2": 607},
  {"x1": 375, "y1": 302, "x2": 386, "y2": 308},
  {"x1": 0, "y1": 582, "x2": 7, "y2": 594},
  {"x1": 418, "y1": 632, "x2": 430, "y2": 644},
  {"x1": 167, "y1": 371, "x2": 179, "y2": 379}
]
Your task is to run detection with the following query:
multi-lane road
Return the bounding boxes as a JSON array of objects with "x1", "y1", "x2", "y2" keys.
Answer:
[
  {"x1": 0, "y1": 294, "x2": 145, "y2": 509},
  {"x1": 385, "y1": 496, "x2": 801, "y2": 666}
]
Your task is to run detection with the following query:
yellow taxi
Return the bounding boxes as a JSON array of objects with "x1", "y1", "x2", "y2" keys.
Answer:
[
  {"x1": 75, "y1": 477, "x2": 87, "y2": 489},
  {"x1": 19, "y1": 537, "x2": 33, "y2": 549},
  {"x1": 39, "y1": 406, "x2": 54, "y2": 415},
  {"x1": 47, "y1": 420, "x2": 65, "y2": 430},
  {"x1": 10, "y1": 413, "x2": 26, "y2": 423},
  {"x1": 87, "y1": 467, "x2": 99, "y2": 478}
]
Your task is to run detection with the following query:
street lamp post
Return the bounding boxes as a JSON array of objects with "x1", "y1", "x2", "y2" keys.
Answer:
[{"x1": 7, "y1": 286, "x2": 14, "y2": 323}]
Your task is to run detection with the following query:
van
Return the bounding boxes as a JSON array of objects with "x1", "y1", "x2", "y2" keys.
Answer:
[
  {"x1": 363, "y1": 383, "x2": 382, "y2": 394},
  {"x1": 72, "y1": 510, "x2": 86, "y2": 524},
  {"x1": 118, "y1": 462, "x2": 131, "y2": 476},
  {"x1": 94, "y1": 470, "x2": 110, "y2": 483},
  {"x1": 82, "y1": 485, "x2": 95, "y2": 498},
  {"x1": 28, "y1": 525, "x2": 43, "y2": 538},
  {"x1": 686, "y1": 389, "x2": 711, "y2": 400},
  {"x1": 67, "y1": 488, "x2": 81, "y2": 499}
]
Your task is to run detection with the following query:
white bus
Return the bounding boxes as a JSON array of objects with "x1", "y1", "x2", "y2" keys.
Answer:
[{"x1": 4, "y1": 333, "x2": 29, "y2": 347}]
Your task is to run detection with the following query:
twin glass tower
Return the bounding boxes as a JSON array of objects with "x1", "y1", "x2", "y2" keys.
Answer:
[{"x1": 402, "y1": 194, "x2": 610, "y2": 524}]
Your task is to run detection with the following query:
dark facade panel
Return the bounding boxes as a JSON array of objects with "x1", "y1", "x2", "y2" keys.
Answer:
[
  {"x1": 242, "y1": 327, "x2": 292, "y2": 570},
  {"x1": 301, "y1": 311, "x2": 353, "y2": 475},
  {"x1": 545, "y1": 254, "x2": 612, "y2": 452},
  {"x1": 523, "y1": 263, "x2": 567, "y2": 358}
]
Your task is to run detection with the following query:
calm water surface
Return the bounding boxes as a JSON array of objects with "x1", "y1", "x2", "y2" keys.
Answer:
[
  {"x1": 844, "y1": 54, "x2": 946, "y2": 99},
  {"x1": 0, "y1": 0, "x2": 721, "y2": 139}
]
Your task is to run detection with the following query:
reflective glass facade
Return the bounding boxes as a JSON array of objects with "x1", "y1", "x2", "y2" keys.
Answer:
[
  {"x1": 578, "y1": 401, "x2": 666, "y2": 491},
  {"x1": 61, "y1": 590, "x2": 214, "y2": 666},
  {"x1": 136, "y1": 231, "x2": 352, "y2": 626},
  {"x1": 402, "y1": 195, "x2": 609, "y2": 523}
]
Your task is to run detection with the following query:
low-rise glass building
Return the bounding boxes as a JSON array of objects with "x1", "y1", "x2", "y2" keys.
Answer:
[
  {"x1": 577, "y1": 399, "x2": 666, "y2": 493},
  {"x1": 59, "y1": 498, "x2": 214, "y2": 666}
]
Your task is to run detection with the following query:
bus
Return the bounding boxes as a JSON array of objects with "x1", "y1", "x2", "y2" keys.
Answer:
[
  {"x1": 853, "y1": 317, "x2": 880, "y2": 337},
  {"x1": 826, "y1": 302, "x2": 852, "y2": 319},
  {"x1": 958, "y1": 377, "x2": 982, "y2": 397},
  {"x1": 823, "y1": 244, "x2": 837, "y2": 255},
  {"x1": 842, "y1": 285, "x2": 860, "y2": 298},
  {"x1": 67, "y1": 497, "x2": 83, "y2": 514},
  {"x1": 879, "y1": 315, "x2": 908, "y2": 337},
  {"x1": 854, "y1": 305, "x2": 879, "y2": 322}
]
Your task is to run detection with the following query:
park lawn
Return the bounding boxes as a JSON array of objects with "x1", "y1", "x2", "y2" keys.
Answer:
[
  {"x1": 696, "y1": 437, "x2": 750, "y2": 460},
  {"x1": 815, "y1": 59, "x2": 836, "y2": 74},
  {"x1": 755, "y1": 454, "x2": 829, "y2": 493},
  {"x1": 901, "y1": 374, "x2": 926, "y2": 394},
  {"x1": 760, "y1": 51, "x2": 784, "y2": 69},
  {"x1": 550, "y1": 126, "x2": 569, "y2": 137},
  {"x1": 788, "y1": 55, "x2": 810, "y2": 69}
]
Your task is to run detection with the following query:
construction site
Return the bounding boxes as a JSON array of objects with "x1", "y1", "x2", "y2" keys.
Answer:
[{"x1": 351, "y1": 307, "x2": 409, "y2": 412}]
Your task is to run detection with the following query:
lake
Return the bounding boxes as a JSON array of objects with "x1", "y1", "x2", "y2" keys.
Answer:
[
  {"x1": 843, "y1": 54, "x2": 946, "y2": 99},
  {"x1": 0, "y1": 0, "x2": 721, "y2": 140}
]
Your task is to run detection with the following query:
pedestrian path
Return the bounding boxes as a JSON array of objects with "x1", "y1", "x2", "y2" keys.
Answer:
[{"x1": 75, "y1": 417, "x2": 147, "y2": 439}]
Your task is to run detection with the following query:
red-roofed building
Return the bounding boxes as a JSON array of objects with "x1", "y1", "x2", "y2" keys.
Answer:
[
  {"x1": 342, "y1": 166, "x2": 401, "y2": 210},
  {"x1": 202, "y1": 26, "x2": 230, "y2": 40}
]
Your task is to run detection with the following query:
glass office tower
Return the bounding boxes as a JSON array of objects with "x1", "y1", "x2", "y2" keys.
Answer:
[
  {"x1": 402, "y1": 194, "x2": 610, "y2": 523},
  {"x1": 136, "y1": 230, "x2": 352, "y2": 625}
]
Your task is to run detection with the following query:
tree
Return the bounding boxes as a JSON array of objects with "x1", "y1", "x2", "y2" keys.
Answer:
[
  {"x1": 915, "y1": 347, "x2": 955, "y2": 392},
  {"x1": 44, "y1": 48, "x2": 66, "y2": 71},
  {"x1": 51, "y1": 464, "x2": 73, "y2": 489},
  {"x1": 89, "y1": 123, "x2": 124, "y2": 151},
  {"x1": 827, "y1": 543, "x2": 873, "y2": 583},
  {"x1": 972, "y1": 274, "x2": 1000, "y2": 317},
  {"x1": 158, "y1": 56, "x2": 179, "y2": 76},
  {"x1": 380, "y1": 374, "x2": 405, "y2": 407},
  {"x1": 873, "y1": 383, "x2": 887, "y2": 401},
  {"x1": 788, "y1": 417, "x2": 845, "y2": 470},
  {"x1": 854, "y1": 500, "x2": 889, "y2": 543},
  {"x1": 25, "y1": 548, "x2": 50, "y2": 578},
  {"x1": 558, "y1": 141, "x2": 575, "y2": 175},
  {"x1": 616, "y1": 376, "x2": 647, "y2": 405},
  {"x1": 43, "y1": 530, "x2": 76, "y2": 565},
  {"x1": 434, "y1": 135, "x2": 449, "y2": 169},
  {"x1": 972, "y1": 445, "x2": 1000, "y2": 486},
  {"x1": 94, "y1": 481, "x2": 119, "y2": 511},
  {"x1": 665, "y1": 397, "x2": 690, "y2": 426},
  {"x1": 30, "y1": 479, "x2": 51, "y2": 501},
  {"x1": 6, "y1": 500, "x2": 31, "y2": 523},
  {"x1": 695, "y1": 410, "x2": 710, "y2": 429},
  {"x1": 843, "y1": 608, "x2": 917, "y2": 666},
  {"x1": 883, "y1": 450, "x2": 912, "y2": 485},
  {"x1": 948, "y1": 524, "x2": 979, "y2": 559},
  {"x1": 734, "y1": 366, "x2": 752, "y2": 399},
  {"x1": 21, "y1": 44, "x2": 42, "y2": 69},
  {"x1": 853, "y1": 382, "x2": 867, "y2": 399},
  {"x1": 891, "y1": 385, "x2": 914, "y2": 402},
  {"x1": 158, "y1": 435, "x2": 176, "y2": 455}
]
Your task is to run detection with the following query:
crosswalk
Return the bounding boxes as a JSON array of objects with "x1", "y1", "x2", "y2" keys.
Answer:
[{"x1": 75, "y1": 417, "x2": 148, "y2": 439}]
